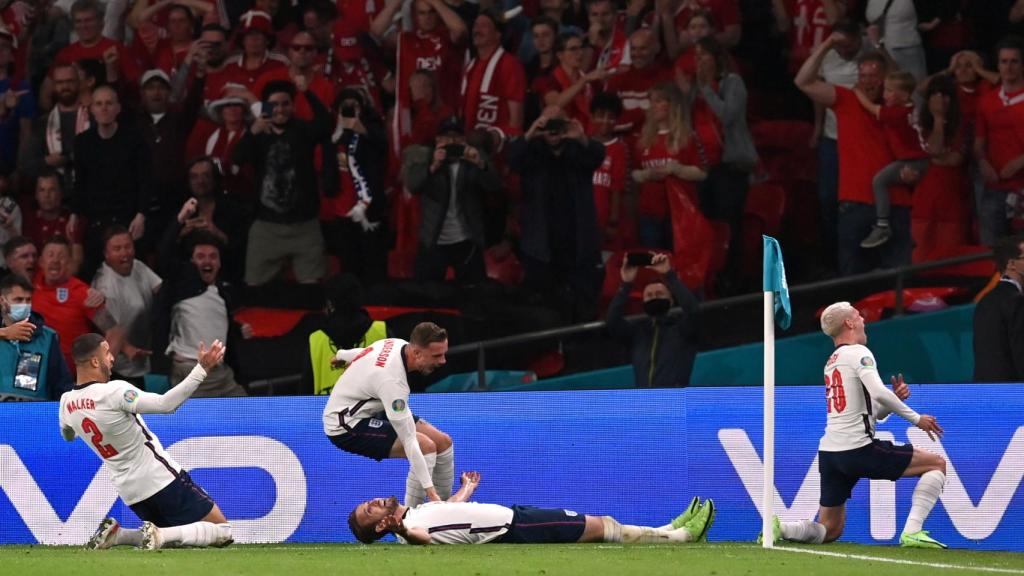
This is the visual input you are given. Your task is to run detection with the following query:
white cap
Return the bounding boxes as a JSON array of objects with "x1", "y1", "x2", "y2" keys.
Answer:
[{"x1": 141, "y1": 69, "x2": 171, "y2": 87}]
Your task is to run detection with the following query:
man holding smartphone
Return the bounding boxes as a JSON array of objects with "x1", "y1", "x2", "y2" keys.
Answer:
[
  {"x1": 606, "y1": 252, "x2": 699, "y2": 387},
  {"x1": 402, "y1": 116, "x2": 499, "y2": 284}
]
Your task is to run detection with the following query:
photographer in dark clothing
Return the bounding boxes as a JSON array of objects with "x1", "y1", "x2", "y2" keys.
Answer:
[{"x1": 607, "y1": 252, "x2": 699, "y2": 387}]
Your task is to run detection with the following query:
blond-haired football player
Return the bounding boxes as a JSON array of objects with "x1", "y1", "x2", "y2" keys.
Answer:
[{"x1": 762, "y1": 302, "x2": 947, "y2": 548}]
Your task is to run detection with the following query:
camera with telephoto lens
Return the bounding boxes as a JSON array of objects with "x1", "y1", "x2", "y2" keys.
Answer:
[
  {"x1": 544, "y1": 118, "x2": 568, "y2": 134},
  {"x1": 443, "y1": 143, "x2": 465, "y2": 161}
]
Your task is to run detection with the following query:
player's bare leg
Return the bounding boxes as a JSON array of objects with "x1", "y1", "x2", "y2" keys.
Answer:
[
  {"x1": 141, "y1": 504, "x2": 233, "y2": 550},
  {"x1": 416, "y1": 420, "x2": 454, "y2": 500},
  {"x1": 900, "y1": 449, "x2": 947, "y2": 548},
  {"x1": 390, "y1": 433, "x2": 438, "y2": 507}
]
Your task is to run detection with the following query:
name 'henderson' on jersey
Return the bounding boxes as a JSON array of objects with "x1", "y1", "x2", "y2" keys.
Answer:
[
  {"x1": 820, "y1": 343, "x2": 920, "y2": 452},
  {"x1": 322, "y1": 338, "x2": 413, "y2": 437}
]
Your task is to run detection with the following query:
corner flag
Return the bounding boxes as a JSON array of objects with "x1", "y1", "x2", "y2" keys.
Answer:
[
  {"x1": 762, "y1": 235, "x2": 791, "y2": 330},
  {"x1": 761, "y1": 235, "x2": 790, "y2": 549}
]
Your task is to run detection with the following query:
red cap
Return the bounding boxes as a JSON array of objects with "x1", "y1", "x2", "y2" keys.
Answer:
[{"x1": 238, "y1": 10, "x2": 274, "y2": 39}]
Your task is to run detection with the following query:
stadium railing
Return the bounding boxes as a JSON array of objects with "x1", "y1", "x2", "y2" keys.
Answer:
[{"x1": 248, "y1": 251, "x2": 992, "y2": 394}]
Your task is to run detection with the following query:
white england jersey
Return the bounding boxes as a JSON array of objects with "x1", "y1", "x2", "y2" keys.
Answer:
[
  {"x1": 322, "y1": 338, "x2": 414, "y2": 436},
  {"x1": 59, "y1": 381, "x2": 182, "y2": 505},
  {"x1": 398, "y1": 501, "x2": 514, "y2": 545},
  {"x1": 819, "y1": 344, "x2": 920, "y2": 452}
]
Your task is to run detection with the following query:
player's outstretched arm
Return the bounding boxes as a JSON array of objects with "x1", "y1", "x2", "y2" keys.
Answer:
[
  {"x1": 128, "y1": 340, "x2": 225, "y2": 414},
  {"x1": 448, "y1": 471, "x2": 481, "y2": 503},
  {"x1": 331, "y1": 347, "x2": 366, "y2": 368}
]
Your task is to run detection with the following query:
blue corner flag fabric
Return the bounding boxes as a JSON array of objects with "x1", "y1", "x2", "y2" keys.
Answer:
[{"x1": 763, "y1": 235, "x2": 791, "y2": 330}]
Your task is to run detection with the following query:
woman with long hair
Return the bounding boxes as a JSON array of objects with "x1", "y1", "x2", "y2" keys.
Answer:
[
  {"x1": 911, "y1": 75, "x2": 969, "y2": 261},
  {"x1": 693, "y1": 36, "x2": 756, "y2": 287},
  {"x1": 632, "y1": 83, "x2": 709, "y2": 250}
]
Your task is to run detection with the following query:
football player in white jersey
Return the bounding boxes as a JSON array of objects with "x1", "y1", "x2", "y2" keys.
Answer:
[
  {"x1": 59, "y1": 333, "x2": 234, "y2": 550},
  {"x1": 761, "y1": 302, "x2": 948, "y2": 548},
  {"x1": 323, "y1": 322, "x2": 454, "y2": 508},
  {"x1": 348, "y1": 471, "x2": 716, "y2": 545}
]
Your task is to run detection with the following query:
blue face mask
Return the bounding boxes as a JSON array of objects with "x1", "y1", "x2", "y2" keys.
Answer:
[{"x1": 8, "y1": 303, "x2": 31, "y2": 322}]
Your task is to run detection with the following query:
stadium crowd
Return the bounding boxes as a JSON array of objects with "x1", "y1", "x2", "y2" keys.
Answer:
[{"x1": 0, "y1": 0, "x2": 1017, "y2": 397}]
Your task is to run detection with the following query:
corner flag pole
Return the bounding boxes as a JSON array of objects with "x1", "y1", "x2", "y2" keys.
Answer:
[
  {"x1": 762, "y1": 288, "x2": 775, "y2": 549},
  {"x1": 761, "y1": 236, "x2": 790, "y2": 549}
]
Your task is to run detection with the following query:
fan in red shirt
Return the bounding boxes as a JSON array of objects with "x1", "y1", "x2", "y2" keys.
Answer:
[
  {"x1": 673, "y1": 11, "x2": 713, "y2": 82},
  {"x1": 538, "y1": 31, "x2": 606, "y2": 131},
  {"x1": 603, "y1": 29, "x2": 673, "y2": 135},
  {"x1": 942, "y1": 50, "x2": 998, "y2": 142},
  {"x1": 631, "y1": 83, "x2": 710, "y2": 250},
  {"x1": 372, "y1": 0, "x2": 467, "y2": 155},
  {"x1": 643, "y1": 0, "x2": 741, "y2": 57},
  {"x1": 589, "y1": 92, "x2": 630, "y2": 250},
  {"x1": 327, "y1": 18, "x2": 385, "y2": 113},
  {"x1": 976, "y1": 38, "x2": 1024, "y2": 246},
  {"x1": 219, "y1": 11, "x2": 288, "y2": 91},
  {"x1": 586, "y1": 0, "x2": 629, "y2": 71},
  {"x1": 461, "y1": 9, "x2": 526, "y2": 149},
  {"x1": 126, "y1": 0, "x2": 213, "y2": 73},
  {"x1": 336, "y1": 0, "x2": 383, "y2": 34},
  {"x1": 32, "y1": 236, "x2": 137, "y2": 374},
  {"x1": 797, "y1": 33, "x2": 914, "y2": 275},
  {"x1": 254, "y1": 31, "x2": 335, "y2": 121},
  {"x1": 200, "y1": 87, "x2": 252, "y2": 198},
  {"x1": 23, "y1": 171, "x2": 84, "y2": 273},
  {"x1": 54, "y1": 1, "x2": 141, "y2": 87},
  {"x1": 773, "y1": 0, "x2": 843, "y2": 74}
]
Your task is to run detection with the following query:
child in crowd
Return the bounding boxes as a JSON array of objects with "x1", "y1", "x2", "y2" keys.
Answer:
[{"x1": 856, "y1": 70, "x2": 931, "y2": 248}]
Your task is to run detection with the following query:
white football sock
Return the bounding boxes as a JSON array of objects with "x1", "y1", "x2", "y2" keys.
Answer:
[
  {"x1": 114, "y1": 528, "x2": 143, "y2": 547},
  {"x1": 600, "y1": 517, "x2": 693, "y2": 543},
  {"x1": 432, "y1": 447, "x2": 455, "y2": 500},
  {"x1": 160, "y1": 522, "x2": 233, "y2": 547},
  {"x1": 404, "y1": 451, "x2": 437, "y2": 507},
  {"x1": 779, "y1": 519, "x2": 826, "y2": 544},
  {"x1": 903, "y1": 470, "x2": 945, "y2": 535}
]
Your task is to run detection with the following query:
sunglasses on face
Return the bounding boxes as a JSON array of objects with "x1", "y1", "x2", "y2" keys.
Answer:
[{"x1": 291, "y1": 44, "x2": 317, "y2": 52}]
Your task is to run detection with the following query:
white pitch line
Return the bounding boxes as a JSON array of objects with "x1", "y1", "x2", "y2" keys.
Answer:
[{"x1": 763, "y1": 545, "x2": 1024, "y2": 575}]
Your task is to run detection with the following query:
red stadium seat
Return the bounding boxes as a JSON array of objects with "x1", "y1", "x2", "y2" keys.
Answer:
[
  {"x1": 750, "y1": 120, "x2": 817, "y2": 183},
  {"x1": 485, "y1": 249, "x2": 524, "y2": 286},
  {"x1": 814, "y1": 287, "x2": 968, "y2": 323}
]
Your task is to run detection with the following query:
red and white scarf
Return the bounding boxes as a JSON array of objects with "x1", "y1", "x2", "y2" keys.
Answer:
[{"x1": 45, "y1": 105, "x2": 90, "y2": 157}]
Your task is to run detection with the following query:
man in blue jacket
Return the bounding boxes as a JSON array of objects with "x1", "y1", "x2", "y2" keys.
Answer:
[{"x1": 0, "y1": 273, "x2": 73, "y2": 400}]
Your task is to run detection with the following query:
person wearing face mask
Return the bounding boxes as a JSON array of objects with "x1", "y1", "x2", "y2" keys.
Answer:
[
  {"x1": 606, "y1": 252, "x2": 698, "y2": 388},
  {"x1": 0, "y1": 273, "x2": 73, "y2": 401}
]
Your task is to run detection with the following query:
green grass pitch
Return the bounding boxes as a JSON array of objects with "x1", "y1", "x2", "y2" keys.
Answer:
[{"x1": 2, "y1": 542, "x2": 1023, "y2": 575}]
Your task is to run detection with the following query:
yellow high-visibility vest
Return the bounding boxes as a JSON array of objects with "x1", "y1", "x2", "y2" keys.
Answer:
[{"x1": 310, "y1": 320, "x2": 388, "y2": 395}]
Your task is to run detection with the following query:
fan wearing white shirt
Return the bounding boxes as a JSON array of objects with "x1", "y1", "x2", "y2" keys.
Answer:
[
  {"x1": 348, "y1": 471, "x2": 715, "y2": 545},
  {"x1": 59, "y1": 333, "x2": 233, "y2": 550},
  {"x1": 91, "y1": 226, "x2": 161, "y2": 387},
  {"x1": 762, "y1": 301, "x2": 948, "y2": 549}
]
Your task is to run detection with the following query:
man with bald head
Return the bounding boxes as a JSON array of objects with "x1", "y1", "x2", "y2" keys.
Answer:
[
  {"x1": 72, "y1": 85, "x2": 153, "y2": 276},
  {"x1": 603, "y1": 29, "x2": 673, "y2": 134}
]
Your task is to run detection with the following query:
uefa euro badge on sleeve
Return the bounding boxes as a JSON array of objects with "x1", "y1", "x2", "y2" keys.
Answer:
[
  {"x1": 56, "y1": 287, "x2": 69, "y2": 303},
  {"x1": 14, "y1": 352, "x2": 42, "y2": 391},
  {"x1": 392, "y1": 399, "x2": 406, "y2": 412}
]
